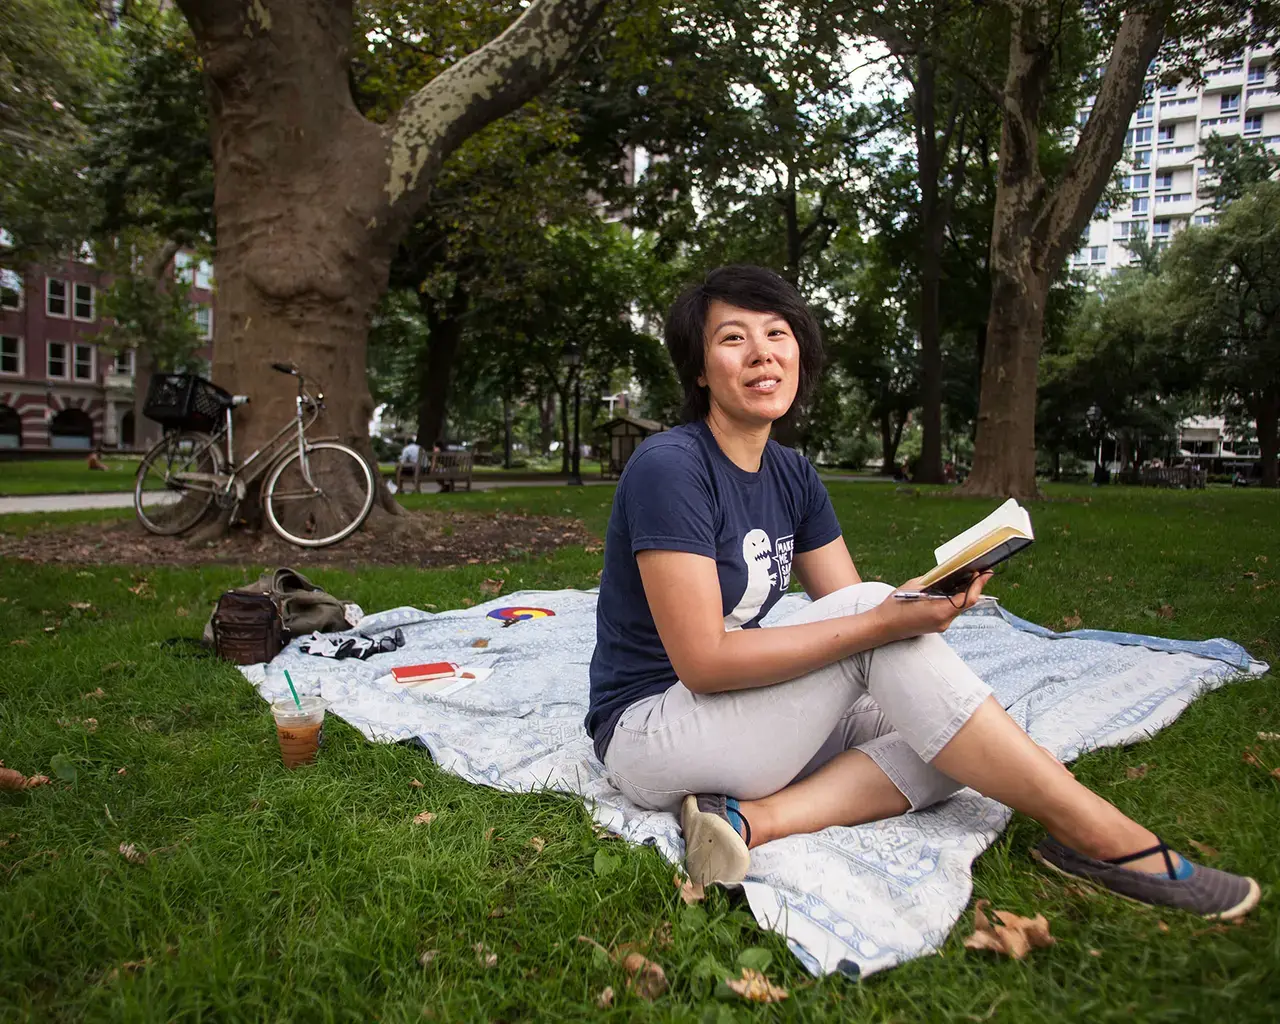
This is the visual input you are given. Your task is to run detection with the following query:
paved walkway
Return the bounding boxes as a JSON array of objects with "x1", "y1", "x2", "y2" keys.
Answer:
[{"x1": 0, "y1": 473, "x2": 888, "y2": 516}]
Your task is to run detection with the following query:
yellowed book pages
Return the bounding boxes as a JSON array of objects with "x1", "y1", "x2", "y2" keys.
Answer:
[{"x1": 918, "y1": 525, "x2": 1033, "y2": 592}]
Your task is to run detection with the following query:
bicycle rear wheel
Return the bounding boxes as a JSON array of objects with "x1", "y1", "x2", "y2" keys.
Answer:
[
  {"x1": 134, "y1": 431, "x2": 222, "y2": 535},
  {"x1": 263, "y1": 441, "x2": 375, "y2": 547}
]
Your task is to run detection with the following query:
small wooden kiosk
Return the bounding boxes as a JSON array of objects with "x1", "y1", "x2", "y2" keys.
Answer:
[{"x1": 596, "y1": 414, "x2": 665, "y2": 479}]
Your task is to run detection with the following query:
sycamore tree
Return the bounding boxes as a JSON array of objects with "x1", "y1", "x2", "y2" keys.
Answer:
[
  {"x1": 1163, "y1": 181, "x2": 1280, "y2": 488},
  {"x1": 169, "y1": 0, "x2": 610, "y2": 521},
  {"x1": 948, "y1": 1, "x2": 1280, "y2": 498}
]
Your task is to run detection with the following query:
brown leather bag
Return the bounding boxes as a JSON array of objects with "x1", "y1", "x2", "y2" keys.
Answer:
[{"x1": 211, "y1": 591, "x2": 285, "y2": 665}]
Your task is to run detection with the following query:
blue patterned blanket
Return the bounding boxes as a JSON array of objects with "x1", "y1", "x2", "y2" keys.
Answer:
[{"x1": 246, "y1": 590, "x2": 1267, "y2": 978}]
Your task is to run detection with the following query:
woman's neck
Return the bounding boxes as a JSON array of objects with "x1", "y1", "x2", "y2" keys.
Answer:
[{"x1": 704, "y1": 407, "x2": 770, "y2": 472}]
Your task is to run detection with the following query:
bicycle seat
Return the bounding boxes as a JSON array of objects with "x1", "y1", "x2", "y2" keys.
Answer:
[{"x1": 231, "y1": 395, "x2": 251, "y2": 407}]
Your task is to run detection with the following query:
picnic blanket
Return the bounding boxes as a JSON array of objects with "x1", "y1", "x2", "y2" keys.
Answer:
[{"x1": 245, "y1": 590, "x2": 1268, "y2": 978}]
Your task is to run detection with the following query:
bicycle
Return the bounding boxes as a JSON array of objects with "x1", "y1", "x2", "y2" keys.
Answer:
[{"x1": 133, "y1": 363, "x2": 375, "y2": 548}]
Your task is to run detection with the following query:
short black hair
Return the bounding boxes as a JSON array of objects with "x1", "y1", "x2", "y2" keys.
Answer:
[{"x1": 664, "y1": 265, "x2": 824, "y2": 423}]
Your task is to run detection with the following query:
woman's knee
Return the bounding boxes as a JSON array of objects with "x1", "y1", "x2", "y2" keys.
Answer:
[{"x1": 787, "y1": 581, "x2": 895, "y2": 622}]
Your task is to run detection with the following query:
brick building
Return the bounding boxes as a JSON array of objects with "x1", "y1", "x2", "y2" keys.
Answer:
[{"x1": 0, "y1": 248, "x2": 214, "y2": 452}]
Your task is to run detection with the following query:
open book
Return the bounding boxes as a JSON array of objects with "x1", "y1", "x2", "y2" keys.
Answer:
[{"x1": 916, "y1": 498, "x2": 1034, "y2": 594}]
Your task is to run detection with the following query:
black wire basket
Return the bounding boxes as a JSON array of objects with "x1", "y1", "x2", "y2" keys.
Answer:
[{"x1": 142, "y1": 373, "x2": 232, "y2": 432}]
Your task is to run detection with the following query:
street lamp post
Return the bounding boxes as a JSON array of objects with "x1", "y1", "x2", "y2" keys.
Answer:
[{"x1": 561, "y1": 342, "x2": 584, "y2": 486}]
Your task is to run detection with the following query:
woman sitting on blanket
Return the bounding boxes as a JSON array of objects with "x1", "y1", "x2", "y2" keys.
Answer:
[{"x1": 586, "y1": 265, "x2": 1259, "y2": 920}]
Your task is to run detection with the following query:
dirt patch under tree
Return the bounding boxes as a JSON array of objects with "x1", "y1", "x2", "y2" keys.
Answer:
[{"x1": 0, "y1": 508, "x2": 595, "y2": 569}]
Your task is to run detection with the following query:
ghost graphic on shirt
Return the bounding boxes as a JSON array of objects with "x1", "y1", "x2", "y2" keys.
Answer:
[{"x1": 724, "y1": 528, "x2": 778, "y2": 630}]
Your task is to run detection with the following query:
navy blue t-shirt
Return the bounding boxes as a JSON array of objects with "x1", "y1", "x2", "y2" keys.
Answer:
[{"x1": 585, "y1": 421, "x2": 843, "y2": 761}]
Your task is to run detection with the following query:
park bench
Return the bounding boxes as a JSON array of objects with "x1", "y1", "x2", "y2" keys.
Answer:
[
  {"x1": 401, "y1": 449, "x2": 474, "y2": 493},
  {"x1": 1116, "y1": 465, "x2": 1207, "y2": 489}
]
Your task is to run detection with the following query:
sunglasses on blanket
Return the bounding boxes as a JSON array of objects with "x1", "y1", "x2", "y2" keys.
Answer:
[{"x1": 359, "y1": 627, "x2": 405, "y2": 652}]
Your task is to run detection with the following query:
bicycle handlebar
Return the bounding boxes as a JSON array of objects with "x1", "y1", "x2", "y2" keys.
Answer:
[{"x1": 271, "y1": 362, "x2": 297, "y2": 375}]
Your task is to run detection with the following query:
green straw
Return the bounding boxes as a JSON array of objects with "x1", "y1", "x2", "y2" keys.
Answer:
[{"x1": 283, "y1": 670, "x2": 302, "y2": 710}]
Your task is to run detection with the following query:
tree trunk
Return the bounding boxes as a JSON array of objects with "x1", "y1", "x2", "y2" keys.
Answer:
[
  {"x1": 539, "y1": 390, "x2": 556, "y2": 456},
  {"x1": 174, "y1": 0, "x2": 609, "y2": 535},
  {"x1": 962, "y1": 1, "x2": 1168, "y2": 497},
  {"x1": 559, "y1": 381, "x2": 572, "y2": 474},
  {"x1": 879, "y1": 410, "x2": 904, "y2": 475},
  {"x1": 1254, "y1": 387, "x2": 1280, "y2": 488},
  {"x1": 502, "y1": 392, "x2": 514, "y2": 469},
  {"x1": 963, "y1": 263, "x2": 1049, "y2": 499},
  {"x1": 915, "y1": 55, "x2": 945, "y2": 485},
  {"x1": 416, "y1": 287, "x2": 468, "y2": 447}
]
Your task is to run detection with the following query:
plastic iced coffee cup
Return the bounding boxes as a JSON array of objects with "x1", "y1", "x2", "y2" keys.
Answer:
[{"x1": 271, "y1": 696, "x2": 328, "y2": 768}]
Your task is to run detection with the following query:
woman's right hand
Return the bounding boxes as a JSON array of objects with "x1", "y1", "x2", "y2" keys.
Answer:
[{"x1": 872, "y1": 572, "x2": 993, "y2": 643}]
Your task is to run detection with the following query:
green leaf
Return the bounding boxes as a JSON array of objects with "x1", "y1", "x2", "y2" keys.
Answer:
[
  {"x1": 678, "y1": 904, "x2": 709, "y2": 931},
  {"x1": 736, "y1": 947, "x2": 773, "y2": 972},
  {"x1": 700, "y1": 1004, "x2": 739, "y2": 1024},
  {"x1": 592, "y1": 850, "x2": 621, "y2": 877},
  {"x1": 50, "y1": 753, "x2": 77, "y2": 783},
  {"x1": 691, "y1": 952, "x2": 730, "y2": 981},
  {"x1": 590, "y1": 943, "x2": 610, "y2": 968}
]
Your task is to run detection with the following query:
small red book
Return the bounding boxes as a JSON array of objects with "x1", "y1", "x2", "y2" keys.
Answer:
[{"x1": 391, "y1": 661, "x2": 459, "y2": 684}]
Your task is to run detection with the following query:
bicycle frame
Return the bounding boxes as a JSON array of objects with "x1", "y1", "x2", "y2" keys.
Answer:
[{"x1": 171, "y1": 378, "x2": 326, "y2": 503}]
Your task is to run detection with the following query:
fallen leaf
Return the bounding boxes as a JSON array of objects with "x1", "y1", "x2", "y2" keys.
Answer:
[
  {"x1": 409, "y1": 778, "x2": 424, "y2": 789},
  {"x1": 418, "y1": 949, "x2": 438, "y2": 967},
  {"x1": 9, "y1": 639, "x2": 28, "y2": 647},
  {"x1": 653, "y1": 920, "x2": 673, "y2": 949},
  {"x1": 473, "y1": 942, "x2": 498, "y2": 968},
  {"x1": 479, "y1": 578, "x2": 504, "y2": 596},
  {"x1": 69, "y1": 601, "x2": 92, "y2": 611},
  {"x1": 1257, "y1": 732, "x2": 1280, "y2": 742},
  {"x1": 1189, "y1": 840, "x2": 1219, "y2": 859},
  {"x1": 176, "y1": 607, "x2": 189, "y2": 617},
  {"x1": 621, "y1": 952, "x2": 667, "y2": 1000},
  {"x1": 1125, "y1": 763, "x2": 1150, "y2": 780},
  {"x1": 106, "y1": 958, "x2": 152, "y2": 981},
  {"x1": 412, "y1": 811, "x2": 436, "y2": 825},
  {"x1": 82, "y1": 688, "x2": 106, "y2": 699},
  {"x1": 962, "y1": 900, "x2": 1055, "y2": 960},
  {"x1": 1156, "y1": 604, "x2": 1175, "y2": 620},
  {"x1": 1061, "y1": 612, "x2": 1082, "y2": 630},
  {"x1": 118, "y1": 842, "x2": 148, "y2": 865},
  {"x1": 674, "y1": 873, "x2": 705, "y2": 905},
  {"x1": 471, "y1": 638, "x2": 489, "y2": 648},
  {"x1": 483, "y1": 827, "x2": 496, "y2": 842},
  {"x1": 1088, "y1": 949, "x2": 1102, "y2": 958},
  {"x1": 83, "y1": 718, "x2": 98, "y2": 732},
  {"x1": 1272, "y1": 767, "x2": 1280, "y2": 780},
  {"x1": 116, "y1": 767, "x2": 127, "y2": 776},
  {"x1": 528, "y1": 836, "x2": 545, "y2": 853},
  {"x1": 724, "y1": 967, "x2": 789, "y2": 1003},
  {"x1": 1157, "y1": 921, "x2": 1170, "y2": 933},
  {"x1": 596, "y1": 986, "x2": 614, "y2": 1008},
  {"x1": 487, "y1": 906, "x2": 510, "y2": 919},
  {"x1": 460, "y1": 598, "x2": 474, "y2": 607},
  {"x1": 0, "y1": 767, "x2": 49, "y2": 790},
  {"x1": 1242, "y1": 750, "x2": 1263, "y2": 767}
]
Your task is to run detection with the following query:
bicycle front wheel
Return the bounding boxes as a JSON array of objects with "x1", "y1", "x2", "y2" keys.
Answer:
[
  {"x1": 134, "y1": 431, "x2": 222, "y2": 535},
  {"x1": 263, "y1": 441, "x2": 375, "y2": 547}
]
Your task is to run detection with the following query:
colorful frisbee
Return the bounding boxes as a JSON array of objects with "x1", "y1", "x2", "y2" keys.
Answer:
[{"x1": 487, "y1": 606, "x2": 556, "y2": 623}]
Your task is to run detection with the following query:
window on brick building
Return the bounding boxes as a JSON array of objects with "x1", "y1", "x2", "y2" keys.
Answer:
[
  {"x1": 73, "y1": 282, "x2": 95, "y2": 321},
  {"x1": 48, "y1": 341, "x2": 68, "y2": 378},
  {"x1": 1, "y1": 335, "x2": 21, "y2": 375},
  {"x1": 46, "y1": 278, "x2": 68, "y2": 318},
  {"x1": 73, "y1": 343, "x2": 94, "y2": 381},
  {"x1": 0, "y1": 269, "x2": 21, "y2": 310}
]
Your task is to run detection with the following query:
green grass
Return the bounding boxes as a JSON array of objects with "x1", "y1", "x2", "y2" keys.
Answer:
[
  {"x1": 2, "y1": 483, "x2": 1278, "y2": 1022},
  {"x1": 0, "y1": 457, "x2": 148, "y2": 496}
]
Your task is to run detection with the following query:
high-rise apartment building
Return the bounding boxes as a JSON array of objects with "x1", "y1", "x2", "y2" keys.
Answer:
[{"x1": 1071, "y1": 41, "x2": 1278, "y2": 275}]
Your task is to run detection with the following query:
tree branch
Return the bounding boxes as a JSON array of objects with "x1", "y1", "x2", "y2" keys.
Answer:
[
  {"x1": 382, "y1": 0, "x2": 610, "y2": 223},
  {"x1": 1041, "y1": 4, "x2": 1172, "y2": 267}
]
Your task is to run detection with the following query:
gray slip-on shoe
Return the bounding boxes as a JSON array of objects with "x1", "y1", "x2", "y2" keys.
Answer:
[
  {"x1": 680, "y1": 794, "x2": 751, "y2": 886},
  {"x1": 1033, "y1": 836, "x2": 1261, "y2": 920}
]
